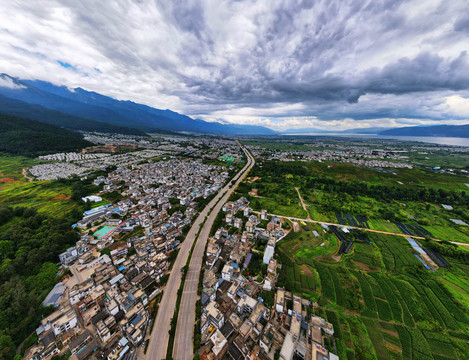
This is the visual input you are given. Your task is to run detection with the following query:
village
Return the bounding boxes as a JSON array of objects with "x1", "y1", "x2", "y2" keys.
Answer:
[
  {"x1": 195, "y1": 196, "x2": 339, "y2": 360},
  {"x1": 23, "y1": 153, "x2": 233, "y2": 360},
  {"x1": 23, "y1": 137, "x2": 340, "y2": 360}
]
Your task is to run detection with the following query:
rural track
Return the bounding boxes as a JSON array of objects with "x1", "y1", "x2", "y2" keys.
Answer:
[{"x1": 254, "y1": 211, "x2": 469, "y2": 248}]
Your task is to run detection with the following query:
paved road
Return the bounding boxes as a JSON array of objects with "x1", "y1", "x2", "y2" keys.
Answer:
[
  {"x1": 254, "y1": 211, "x2": 469, "y2": 248},
  {"x1": 172, "y1": 144, "x2": 255, "y2": 360},
  {"x1": 145, "y1": 142, "x2": 254, "y2": 360},
  {"x1": 70, "y1": 264, "x2": 83, "y2": 284}
]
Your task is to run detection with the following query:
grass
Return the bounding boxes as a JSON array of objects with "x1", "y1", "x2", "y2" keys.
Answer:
[
  {"x1": 368, "y1": 219, "x2": 402, "y2": 233},
  {"x1": 91, "y1": 199, "x2": 111, "y2": 208},
  {"x1": 0, "y1": 154, "x2": 38, "y2": 180},
  {"x1": 250, "y1": 196, "x2": 308, "y2": 219},
  {"x1": 242, "y1": 140, "x2": 311, "y2": 151},
  {"x1": 0, "y1": 154, "x2": 79, "y2": 215},
  {"x1": 425, "y1": 225, "x2": 469, "y2": 243}
]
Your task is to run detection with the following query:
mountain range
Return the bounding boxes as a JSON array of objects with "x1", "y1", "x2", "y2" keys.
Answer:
[
  {"x1": 380, "y1": 124, "x2": 469, "y2": 138},
  {"x1": 1, "y1": 74, "x2": 467, "y2": 138},
  {"x1": 282, "y1": 125, "x2": 469, "y2": 138},
  {"x1": 0, "y1": 74, "x2": 275, "y2": 135}
]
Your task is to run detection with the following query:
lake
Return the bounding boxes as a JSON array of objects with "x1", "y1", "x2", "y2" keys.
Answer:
[{"x1": 283, "y1": 133, "x2": 469, "y2": 147}]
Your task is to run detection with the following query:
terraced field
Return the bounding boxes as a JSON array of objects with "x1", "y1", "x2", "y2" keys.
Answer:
[{"x1": 275, "y1": 228, "x2": 469, "y2": 359}]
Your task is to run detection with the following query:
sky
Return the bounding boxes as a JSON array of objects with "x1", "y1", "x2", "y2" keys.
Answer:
[{"x1": 1, "y1": 0, "x2": 469, "y2": 131}]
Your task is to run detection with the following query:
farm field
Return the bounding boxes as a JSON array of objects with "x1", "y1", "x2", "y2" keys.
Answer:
[
  {"x1": 274, "y1": 224, "x2": 469, "y2": 359},
  {"x1": 233, "y1": 159, "x2": 469, "y2": 244},
  {"x1": 0, "y1": 154, "x2": 79, "y2": 215}
]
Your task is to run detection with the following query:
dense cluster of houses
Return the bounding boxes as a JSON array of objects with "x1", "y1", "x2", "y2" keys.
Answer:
[
  {"x1": 246, "y1": 140, "x2": 414, "y2": 169},
  {"x1": 24, "y1": 158, "x2": 229, "y2": 360},
  {"x1": 197, "y1": 197, "x2": 339, "y2": 360}
]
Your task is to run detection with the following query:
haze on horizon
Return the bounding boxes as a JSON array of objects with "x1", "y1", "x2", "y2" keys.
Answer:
[{"x1": 1, "y1": 0, "x2": 469, "y2": 132}]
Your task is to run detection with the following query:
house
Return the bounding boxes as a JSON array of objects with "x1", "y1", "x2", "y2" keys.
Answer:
[
  {"x1": 42, "y1": 282, "x2": 67, "y2": 308},
  {"x1": 222, "y1": 263, "x2": 234, "y2": 281},
  {"x1": 237, "y1": 295, "x2": 257, "y2": 317},
  {"x1": 280, "y1": 331, "x2": 295, "y2": 360},
  {"x1": 263, "y1": 239, "x2": 275, "y2": 264},
  {"x1": 245, "y1": 221, "x2": 255, "y2": 233},
  {"x1": 59, "y1": 247, "x2": 78, "y2": 265},
  {"x1": 276, "y1": 289, "x2": 285, "y2": 313},
  {"x1": 210, "y1": 329, "x2": 228, "y2": 357},
  {"x1": 261, "y1": 209, "x2": 268, "y2": 220},
  {"x1": 204, "y1": 301, "x2": 225, "y2": 329},
  {"x1": 41, "y1": 306, "x2": 78, "y2": 336},
  {"x1": 233, "y1": 217, "x2": 243, "y2": 229},
  {"x1": 263, "y1": 273, "x2": 275, "y2": 291}
]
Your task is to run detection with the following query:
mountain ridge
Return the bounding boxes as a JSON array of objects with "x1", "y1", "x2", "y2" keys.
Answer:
[
  {"x1": 379, "y1": 124, "x2": 469, "y2": 138},
  {"x1": 0, "y1": 74, "x2": 275, "y2": 135}
]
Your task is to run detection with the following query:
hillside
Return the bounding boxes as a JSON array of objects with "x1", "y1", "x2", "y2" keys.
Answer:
[
  {"x1": 380, "y1": 124, "x2": 469, "y2": 138},
  {"x1": 0, "y1": 94, "x2": 146, "y2": 135},
  {"x1": 0, "y1": 74, "x2": 275, "y2": 135},
  {"x1": 0, "y1": 113, "x2": 92, "y2": 156}
]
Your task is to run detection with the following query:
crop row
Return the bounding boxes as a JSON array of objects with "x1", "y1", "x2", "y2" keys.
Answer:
[
  {"x1": 387, "y1": 280, "x2": 415, "y2": 327},
  {"x1": 391, "y1": 279, "x2": 432, "y2": 324},
  {"x1": 427, "y1": 280, "x2": 468, "y2": 324},
  {"x1": 422, "y1": 286, "x2": 458, "y2": 330},
  {"x1": 329, "y1": 268, "x2": 345, "y2": 307},
  {"x1": 353, "y1": 271, "x2": 378, "y2": 316},
  {"x1": 375, "y1": 298, "x2": 393, "y2": 322},
  {"x1": 370, "y1": 273, "x2": 403, "y2": 323},
  {"x1": 382, "y1": 331, "x2": 401, "y2": 347},
  {"x1": 314, "y1": 262, "x2": 336, "y2": 303},
  {"x1": 395, "y1": 325, "x2": 412, "y2": 359},
  {"x1": 407, "y1": 327, "x2": 434, "y2": 359}
]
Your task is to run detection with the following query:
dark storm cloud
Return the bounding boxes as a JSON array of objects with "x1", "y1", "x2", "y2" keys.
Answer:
[{"x1": 1, "y1": 0, "x2": 468, "y2": 129}]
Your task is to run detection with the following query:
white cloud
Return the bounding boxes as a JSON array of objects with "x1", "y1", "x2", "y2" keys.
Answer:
[
  {"x1": 0, "y1": 75, "x2": 26, "y2": 89},
  {"x1": 0, "y1": 0, "x2": 468, "y2": 130},
  {"x1": 440, "y1": 95, "x2": 469, "y2": 117}
]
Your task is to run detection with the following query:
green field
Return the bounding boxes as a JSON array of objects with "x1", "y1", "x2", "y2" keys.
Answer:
[
  {"x1": 0, "y1": 155, "x2": 79, "y2": 215},
  {"x1": 243, "y1": 140, "x2": 312, "y2": 151},
  {"x1": 274, "y1": 224, "x2": 469, "y2": 359},
  {"x1": 233, "y1": 159, "x2": 469, "y2": 244}
]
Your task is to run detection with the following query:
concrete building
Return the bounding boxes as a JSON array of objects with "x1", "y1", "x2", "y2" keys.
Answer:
[{"x1": 263, "y1": 239, "x2": 275, "y2": 264}]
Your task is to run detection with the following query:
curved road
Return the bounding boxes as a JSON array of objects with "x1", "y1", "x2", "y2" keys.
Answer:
[{"x1": 145, "y1": 142, "x2": 254, "y2": 360}]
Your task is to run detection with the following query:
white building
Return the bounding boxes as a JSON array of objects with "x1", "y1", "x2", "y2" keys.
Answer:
[
  {"x1": 263, "y1": 239, "x2": 275, "y2": 264},
  {"x1": 221, "y1": 263, "x2": 234, "y2": 282}
]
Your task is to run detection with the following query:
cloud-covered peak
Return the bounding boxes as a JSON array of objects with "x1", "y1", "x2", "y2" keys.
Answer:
[{"x1": 0, "y1": 0, "x2": 468, "y2": 130}]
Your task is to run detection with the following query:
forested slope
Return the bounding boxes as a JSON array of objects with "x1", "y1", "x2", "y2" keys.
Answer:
[{"x1": 0, "y1": 113, "x2": 92, "y2": 156}]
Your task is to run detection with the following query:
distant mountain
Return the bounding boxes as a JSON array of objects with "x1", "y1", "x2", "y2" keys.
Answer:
[
  {"x1": 0, "y1": 74, "x2": 275, "y2": 135},
  {"x1": 340, "y1": 127, "x2": 390, "y2": 134},
  {"x1": 281, "y1": 127, "x2": 331, "y2": 134},
  {"x1": 0, "y1": 113, "x2": 92, "y2": 156},
  {"x1": 281, "y1": 126, "x2": 389, "y2": 135},
  {"x1": 0, "y1": 94, "x2": 146, "y2": 135},
  {"x1": 379, "y1": 124, "x2": 469, "y2": 138}
]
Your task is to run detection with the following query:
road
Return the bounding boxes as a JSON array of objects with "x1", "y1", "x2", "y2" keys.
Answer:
[
  {"x1": 172, "y1": 144, "x2": 255, "y2": 360},
  {"x1": 145, "y1": 142, "x2": 254, "y2": 360},
  {"x1": 254, "y1": 211, "x2": 469, "y2": 248}
]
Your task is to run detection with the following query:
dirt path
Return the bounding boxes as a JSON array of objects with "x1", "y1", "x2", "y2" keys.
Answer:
[
  {"x1": 295, "y1": 187, "x2": 310, "y2": 219},
  {"x1": 301, "y1": 264, "x2": 314, "y2": 276},
  {"x1": 22, "y1": 168, "x2": 33, "y2": 182},
  {"x1": 253, "y1": 210, "x2": 469, "y2": 248}
]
